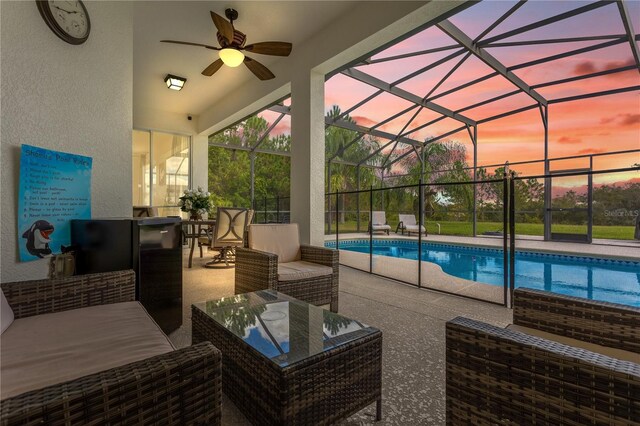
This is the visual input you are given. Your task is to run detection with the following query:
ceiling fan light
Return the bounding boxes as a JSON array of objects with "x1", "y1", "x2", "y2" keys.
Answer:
[
  {"x1": 164, "y1": 74, "x2": 186, "y2": 91},
  {"x1": 219, "y1": 48, "x2": 245, "y2": 67}
]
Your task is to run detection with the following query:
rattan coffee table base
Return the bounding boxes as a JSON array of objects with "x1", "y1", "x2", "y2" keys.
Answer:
[{"x1": 192, "y1": 304, "x2": 382, "y2": 425}]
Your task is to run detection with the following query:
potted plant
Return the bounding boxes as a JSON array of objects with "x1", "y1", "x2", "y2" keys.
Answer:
[{"x1": 178, "y1": 187, "x2": 212, "y2": 220}]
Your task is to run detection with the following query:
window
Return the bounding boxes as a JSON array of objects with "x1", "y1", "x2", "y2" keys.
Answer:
[{"x1": 132, "y1": 130, "x2": 191, "y2": 216}]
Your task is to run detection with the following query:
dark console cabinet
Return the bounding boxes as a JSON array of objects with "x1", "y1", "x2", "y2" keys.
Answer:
[{"x1": 71, "y1": 218, "x2": 182, "y2": 334}]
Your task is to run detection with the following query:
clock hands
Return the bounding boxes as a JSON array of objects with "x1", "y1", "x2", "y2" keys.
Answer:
[{"x1": 53, "y1": 5, "x2": 78, "y2": 14}]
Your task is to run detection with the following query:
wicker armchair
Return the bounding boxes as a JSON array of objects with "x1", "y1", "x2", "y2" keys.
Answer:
[
  {"x1": 235, "y1": 224, "x2": 339, "y2": 312},
  {"x1": 0, "y1": 270, "x2": 222, "y2": 425},
  {"x1": 446, "y1": 288, "x2": 640, "y2": 425}
]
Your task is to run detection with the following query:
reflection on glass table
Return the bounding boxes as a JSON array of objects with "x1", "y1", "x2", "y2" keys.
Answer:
[{"x1": 193, "y1": 290, "x2": 377, "y2": 367}]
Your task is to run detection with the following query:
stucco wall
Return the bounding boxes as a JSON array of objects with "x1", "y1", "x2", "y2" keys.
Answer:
[{"x1": 1, "y1": 1, "x2": 133, "y2": 281}]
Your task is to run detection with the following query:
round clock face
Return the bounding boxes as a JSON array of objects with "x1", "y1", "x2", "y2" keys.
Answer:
[{"x1": 37, "y1": 0, "x2": 90, "y2": 44}]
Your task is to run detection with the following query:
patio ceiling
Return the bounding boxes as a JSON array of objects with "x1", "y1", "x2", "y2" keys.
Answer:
[
  {"x1": 221, "y1": 0, "x2": 639, "y2": 170},
  {"x1": 133, "y1": 1, "x2": 360, "y2": 116}
]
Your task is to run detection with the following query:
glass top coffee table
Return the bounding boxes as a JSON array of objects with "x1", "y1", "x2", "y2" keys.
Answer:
[{"x1": 192, "y1": 290, "x2": 382, "y2": 425}]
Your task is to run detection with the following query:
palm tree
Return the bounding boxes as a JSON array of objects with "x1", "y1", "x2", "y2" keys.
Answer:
[{"x1": 325, "y1": 105, "x2": 387, "y2": 227}]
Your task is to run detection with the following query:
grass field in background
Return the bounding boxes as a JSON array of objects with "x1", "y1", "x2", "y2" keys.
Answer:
[{"x1": 326, "y1": 220, "x2": 636, "y2": 240}]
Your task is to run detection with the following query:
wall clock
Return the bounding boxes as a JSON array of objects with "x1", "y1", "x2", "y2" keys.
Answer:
[{"x1": 36, "y1": 0, "x2": 90, "y2": 45}]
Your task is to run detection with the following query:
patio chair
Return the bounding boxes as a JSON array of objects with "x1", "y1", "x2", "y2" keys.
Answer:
[
  {"x1": 368, "y1": 211, "x2": 391, "y2": 235},
  {"x1": 235, "y1": 223, "x2": 339, "y2": 312},
  {"x1": 396, "y1": 214, "x2": 427, "y2": 236},
  {"x1": 205, "y1": 207, "x2": 250, "y2": 268},
  {"x1": 446, "y1": 288, "x2": 640, "y2": 425},
  {"x1": 244, "y1": 209, "x2": 254, "y2": 246},
  {"x1": 199, "y1": 209, "x2": 254, "y2": 254}
]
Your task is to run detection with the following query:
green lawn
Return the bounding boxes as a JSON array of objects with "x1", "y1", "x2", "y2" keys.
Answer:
[{"x1": 326, "y1": 220, "x2": 636, "y2": 240}]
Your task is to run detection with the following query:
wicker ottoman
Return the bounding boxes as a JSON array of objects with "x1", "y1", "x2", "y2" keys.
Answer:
[{"x1": 192, "y1": 290, "x2": 382, "y2": 425}]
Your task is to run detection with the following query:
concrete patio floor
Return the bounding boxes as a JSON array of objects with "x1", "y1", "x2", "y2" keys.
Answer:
[{"x1": 171, "y1": 248, "x2": 512, "y2": 425}]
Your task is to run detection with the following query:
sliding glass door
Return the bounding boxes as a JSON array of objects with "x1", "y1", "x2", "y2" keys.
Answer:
[{"x1": 132, "y1": 129, "x2": 191, "y2": 216}]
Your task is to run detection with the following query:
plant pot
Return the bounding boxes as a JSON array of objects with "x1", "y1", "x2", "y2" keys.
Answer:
[{"x1": 189, "y1": 212, "x2": 202, "y2": 221}]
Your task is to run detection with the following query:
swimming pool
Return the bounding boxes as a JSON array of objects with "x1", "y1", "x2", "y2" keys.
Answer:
[{"x1": 326, "y1": 239, "x2": 640, "y2": 307}]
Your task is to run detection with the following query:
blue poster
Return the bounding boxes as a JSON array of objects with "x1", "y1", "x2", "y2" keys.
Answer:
[{"x1": 18, "y1": 144, "x2": 92, "y2": 262}]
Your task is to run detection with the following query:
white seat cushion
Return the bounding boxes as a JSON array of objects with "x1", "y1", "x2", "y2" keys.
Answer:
[
  {"x1": 405, "y1": 224, "x2": 426, "y2": 232},
  {"x1": 278, "y1": 261, "x2": 333, "y2": 282},
  {"x1": 0, "y1": 302, "x2": 175, "y2": 400},
  {"x1": 1, "y1": 290, "x2": 14, "y2": 335},
  {"x1": 372, "y1": 224, "x2": 391, "y2": 230},
  {"x1": 398, "y1": 214, "x2": 417, "y2": 226},
  {"x1": 249, "y1": 224, "x2": 301, "y2": 263}
]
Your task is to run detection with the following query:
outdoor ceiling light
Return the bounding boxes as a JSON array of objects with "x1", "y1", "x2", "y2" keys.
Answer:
[
  {"x1": 219, "y1": 48, "x2": 245, "y2": 67},
  {"x1": 164, "y1": 74, "x2": 186, "y2": 91}
]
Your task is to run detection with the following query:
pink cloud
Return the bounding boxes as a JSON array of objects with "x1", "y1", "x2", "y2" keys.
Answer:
[
  {"x1": 571, "y1": 58, "x2": 636, "y2": 79},
  {"x1": 603, "y1": 59, "x2": 636, "y2": 71},
  {"x1": 557, "y1": 136, "x2": 582, "y2": 144},
  {"x1": 600, "y1": 113, "x2": 640, "y2": 126},
  {"x1": 351, "y1": 116, "x2": 377, "y2": 127},
  {"x1": 620, "y1": 113, "x2": 640, "y2": 126},
  {"x1": 573, "y1": 61, "x2": 597, "y2": 75}
]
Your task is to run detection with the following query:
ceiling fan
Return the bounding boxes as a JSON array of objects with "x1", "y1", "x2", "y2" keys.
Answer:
[{"x1": 161, "y1": 8, "x2": 292, "y2": 81}]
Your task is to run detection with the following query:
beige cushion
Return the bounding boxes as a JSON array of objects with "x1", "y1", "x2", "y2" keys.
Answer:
[
  {"x1": 372, "y1": 224, "x2": 391, "y2": 230},
  {"x1": 0, "y1": 302, "x2": 175, "y2": 400},
  {"x1": 1, "y1": 289, "x2": 14, "y2": 335},
  {"x1": 405, "y1": 225, "x2": 426, "y2": 233},
  {"x1": 371, "y1": 211, "x2": 387, "y2": 225},
  {"x1": 249, "y1": 224, "x2": 301, "y2": 263},
  {"x1": 507, "y1": 324, "x2": 640, "y2": 364},
  {"x1": 278, "y1": 261, "x2": 333, "y2": 282},
  {"x1": 398, "y1": 214, "x2": 417, "y2": 226}
]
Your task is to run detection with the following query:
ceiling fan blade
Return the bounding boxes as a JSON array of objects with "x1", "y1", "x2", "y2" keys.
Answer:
[
  {"x1": 210, "y1": 11, "x2": 234, "y2": 45},
  {"x1": 161, "y1": 40, "x2": 219, "y2": 50},
  {"x1": 244, "y1": 56, "x2": 275, "y2": 80},
  {"x1": 202, "y1": 59, "x2": 224, "y2": 76},
  {"x1": 243, "y1": 42, "x2": 292, "y2": 56}
]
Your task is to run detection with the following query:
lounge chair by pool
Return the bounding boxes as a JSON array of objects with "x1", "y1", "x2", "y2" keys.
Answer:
[
  {"x1": 369, "y1": 211, "x2": 391, "y2": 235},
  {"x1": 396, "y1": 214, "x2": 427, "y2": 236}
]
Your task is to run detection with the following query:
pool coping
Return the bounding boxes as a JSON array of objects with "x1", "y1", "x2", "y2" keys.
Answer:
[
  {"x1": 326, "y1": 238, "x2": 640, "y2": 266},
  {"x1": 324, "y1": 233, "x2": 640, "y2": 263},
  {"x1": 335, "y1": 249, "x2": 506, "y2": 305}
]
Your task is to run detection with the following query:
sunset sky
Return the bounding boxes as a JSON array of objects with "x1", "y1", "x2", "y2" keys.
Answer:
[{"x1": 260, "y1": 1, "x2": 639, "y2": 185}]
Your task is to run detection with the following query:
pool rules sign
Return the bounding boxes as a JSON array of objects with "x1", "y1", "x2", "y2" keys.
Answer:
[{"x1": 18, "y1": 144, "x2": 92, "y2": 262}]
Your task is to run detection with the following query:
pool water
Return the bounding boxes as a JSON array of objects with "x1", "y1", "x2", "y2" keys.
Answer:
[{"x1": 327, "y1": 239, "x2": 640, "y2": 307}]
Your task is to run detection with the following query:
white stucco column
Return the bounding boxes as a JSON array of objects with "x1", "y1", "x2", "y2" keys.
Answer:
[
  {"x1": 191, "y1": 134, "x2": 209, "y2": 191},
  {"x1": 290, "y1": 69, "x2": 325, "y2": 245}
]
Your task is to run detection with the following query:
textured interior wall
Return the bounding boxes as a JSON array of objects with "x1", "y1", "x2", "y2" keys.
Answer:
[{"x1": 1, "y1": 1, "x2": 133, "y2": 281}]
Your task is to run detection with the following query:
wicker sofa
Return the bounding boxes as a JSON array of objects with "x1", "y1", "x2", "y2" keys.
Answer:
[
  {"x1": 446, "y1": 287, "x2": 640, "y2": 425},
  {"x1": 0, "y1": 270, "x2": 221, "y2": 425},
  {"x1": 235, "y1": 223, "x2": 339, "y2": 312}
]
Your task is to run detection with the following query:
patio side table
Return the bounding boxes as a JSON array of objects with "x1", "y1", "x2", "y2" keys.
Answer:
[{"x1": 192, "y1": 290, "x2": 382, "y2": 426}]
